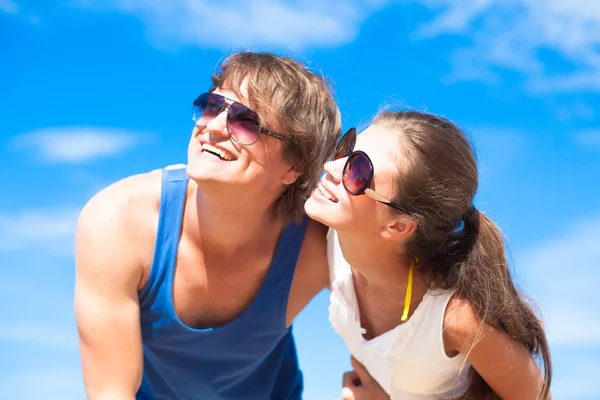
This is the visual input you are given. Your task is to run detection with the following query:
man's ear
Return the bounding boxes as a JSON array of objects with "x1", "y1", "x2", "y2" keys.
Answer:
[
  {"x1": 380, "y1": 217, "x2": 417, "y2": 240},
  {"x1": 282, "y1": 166, "x2": 302, "y2": 185}
]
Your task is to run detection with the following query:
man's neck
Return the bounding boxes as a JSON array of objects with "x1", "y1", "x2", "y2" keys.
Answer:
[{"x1": 185, "y1": 183, "x2": 284, "y2": 260}]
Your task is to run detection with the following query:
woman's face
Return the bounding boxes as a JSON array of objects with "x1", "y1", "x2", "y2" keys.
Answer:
[{"x1": 305, "y1": 124, "x2": 403, "y2": 233}]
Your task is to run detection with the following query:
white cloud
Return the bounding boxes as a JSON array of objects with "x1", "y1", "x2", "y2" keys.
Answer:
[
  {"x1": 10, "y1": 127, "x2": 149, "y2": 163},
  {"x1": 413, "y1": 0, "x2": 600, "y2": 92},
  {"x1": 0, "y1": 0, "x2": 18, "y2": 14},
  {"x1": 72, "y1": 0, "x2": 600, "y2": 93},
  {"x1": 415, "y1": 0, "x2": 494, "y2": 38},
  {"x1": 517, "y1": 212, "x2": 600, "y2": 347},
  {"x1": 73, "y1": 0, "x2": 367, "y2": 51},
  {"x1": 0, "y1": 207, "x2": 80, "y2": 257}
]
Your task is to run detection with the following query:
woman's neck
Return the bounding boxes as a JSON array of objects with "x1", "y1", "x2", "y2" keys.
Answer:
[
  {"x1": 336, "y1": 229, "x2": 431, "y2": 338},
  {"x1": 336, "y1": 230, "x2": 414, "y2": 289}
]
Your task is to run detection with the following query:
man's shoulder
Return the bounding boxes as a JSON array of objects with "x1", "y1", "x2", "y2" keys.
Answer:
[
  {"x1": 80, "y1": 168, "x2": 163, "y2": 228},
  {"x1": 295, "y1": 219, "x2": 329, "y2": 283},
  {"x1": 76, "y1": 168, "x2": 165, "y2": 268}
]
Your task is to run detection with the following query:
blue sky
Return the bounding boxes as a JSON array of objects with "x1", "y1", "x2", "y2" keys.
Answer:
[{"x1": 1, "y1": 0, "x2": 599, "y2": 399}]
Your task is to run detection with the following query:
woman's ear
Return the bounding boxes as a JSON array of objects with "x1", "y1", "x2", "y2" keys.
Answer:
[{"x1": 380, "y1": 217, "x2": 417, "y2": 240}]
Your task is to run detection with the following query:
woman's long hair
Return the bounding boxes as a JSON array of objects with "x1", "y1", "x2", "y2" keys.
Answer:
[{"x1": 374, "y1": 111, "x2": 551, "y2": 399}]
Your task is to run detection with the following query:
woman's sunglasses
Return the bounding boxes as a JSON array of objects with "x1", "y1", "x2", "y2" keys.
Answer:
[
  {"x1": 192, "y1": 92, "x2": 286, "y2": 146},
  {"x1": 332, "y1": 128, "x2": 411, "y2": 214}
]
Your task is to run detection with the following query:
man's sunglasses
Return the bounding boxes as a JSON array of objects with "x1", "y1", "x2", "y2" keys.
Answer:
[
  {"x1": 192, "y1": 92, "x2": 286, "y2": 146},
  {"x1": 332, "y1": 128, "x2": 411, "y2": 214}
]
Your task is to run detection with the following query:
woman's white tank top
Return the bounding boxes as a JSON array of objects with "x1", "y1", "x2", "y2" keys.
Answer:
[{"x1": 327, "y1": 230, "x2": 471, "y2": 399}]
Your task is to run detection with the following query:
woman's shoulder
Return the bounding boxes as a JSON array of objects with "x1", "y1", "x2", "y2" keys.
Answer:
[{"x1": 442, "y1": 295, "x2": 483, "y2": 353}]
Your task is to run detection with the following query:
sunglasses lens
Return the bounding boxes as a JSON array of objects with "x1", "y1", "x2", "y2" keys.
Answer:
[
  {"x1": 343, "y1": 152, "x2": 372, "y2": 195},
  {"x1": 193, "y1": 93, "x2": 223, "y2": 123},
  {"x1": 228, "y1": 103, "x2": 261, "y2": 145},
  {"x1": 332, "y1": 128, "x2": 356, "y2": 160}
]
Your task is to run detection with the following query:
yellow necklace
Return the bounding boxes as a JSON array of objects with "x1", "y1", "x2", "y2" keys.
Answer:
[{"x1": 401, "y1": 257, "x2": 418, "y2": 322}]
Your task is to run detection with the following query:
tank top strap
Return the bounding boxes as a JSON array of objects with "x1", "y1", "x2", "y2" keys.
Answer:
[
  {"x1": 266, "y1": 214, "x2": 309, "y2": 279},
  {"x1": 139, "y1": 165, "x2": 189, "y2": 305},
  {"x1": 249, "y1": 214, "x2": 310, "y2": 325}
]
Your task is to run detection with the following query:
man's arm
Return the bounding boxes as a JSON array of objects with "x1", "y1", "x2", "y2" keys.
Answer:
[
  {"x1": 286, "y1": 219, "x2": 330, "y2": 327},
  {"x1": 75, "y1": 181, "x2": 147, "y2": 400}
]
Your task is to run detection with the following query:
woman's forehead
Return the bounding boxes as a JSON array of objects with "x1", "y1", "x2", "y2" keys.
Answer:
[{"x1": 356, "y1": 125, "x2": 398, "y2": 153}]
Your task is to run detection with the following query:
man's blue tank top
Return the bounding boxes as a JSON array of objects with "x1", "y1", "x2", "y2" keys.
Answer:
[{"x1": 136, "y1": 166, "x2": 308, "y2": 400}]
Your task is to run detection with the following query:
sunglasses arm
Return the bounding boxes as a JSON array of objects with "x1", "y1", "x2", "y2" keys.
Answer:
[
  {"x1": 364, "y1": 188, "x2": 411, "y2": 214},
  {"x1": 259, "y1": 127, "x2": 286, "y2": 141}
]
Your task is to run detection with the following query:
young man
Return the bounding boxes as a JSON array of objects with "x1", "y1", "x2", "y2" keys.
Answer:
[{"x1": 75, "y1": 52, "x2": 341, "y2": 400}]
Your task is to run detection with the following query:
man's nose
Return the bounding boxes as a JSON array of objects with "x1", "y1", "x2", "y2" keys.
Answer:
[{"x1": 204, "y1": 108, "x2": 230, "y2": 139}]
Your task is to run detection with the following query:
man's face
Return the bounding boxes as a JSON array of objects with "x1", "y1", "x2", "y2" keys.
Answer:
[{"x1": 187, "y1": 79, "x2": 300, "y2": 195}]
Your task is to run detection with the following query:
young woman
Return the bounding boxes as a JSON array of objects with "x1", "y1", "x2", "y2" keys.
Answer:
[{"x1": 305, "y1": 111, "x2": 552, "y2": 399}]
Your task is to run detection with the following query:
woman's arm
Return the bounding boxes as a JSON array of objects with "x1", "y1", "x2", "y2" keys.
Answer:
[{"x1": 444, "y1": 298, "x2": 550, "y2": 400}]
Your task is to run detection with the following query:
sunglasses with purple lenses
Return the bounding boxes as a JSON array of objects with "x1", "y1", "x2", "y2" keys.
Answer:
[
  {"x1": 332, "y1": 127, "x2": 357, "y2": 161},
  {"x1": 192, "y1": 92, "x2": 286, "y2": 146},
  {"x1": 333, "y1": 127, "x2": 411, "y2": 214}
]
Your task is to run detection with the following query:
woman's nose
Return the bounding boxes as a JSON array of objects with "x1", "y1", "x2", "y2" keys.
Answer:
[{"x1": 323, "y1": 157, "x2": 346, "y2": 184}]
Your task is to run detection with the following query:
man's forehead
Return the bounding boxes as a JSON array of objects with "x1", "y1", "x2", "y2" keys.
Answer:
[{"x1": 215, "y1": 77, "x2": 250, "y2": 105}]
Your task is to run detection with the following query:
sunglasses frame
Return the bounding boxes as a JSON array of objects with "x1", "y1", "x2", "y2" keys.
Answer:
[
  {"x1": 192, "y1": 92, "x2": 286, "y2": 146},
  {"x1": 334, "y1": 128, "x2": 411, "y2": 215}
]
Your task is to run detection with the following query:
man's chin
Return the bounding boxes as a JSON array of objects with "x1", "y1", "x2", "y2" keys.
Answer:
[
  {"x1": 186, "y1": 161, "x2": 230, "y2": 181},
  {"x1": 186, "y1": 169, "x2": 241, "y2": 188}
]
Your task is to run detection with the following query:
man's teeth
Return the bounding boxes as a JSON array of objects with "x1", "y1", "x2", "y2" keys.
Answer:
[
  {"x1": 201, "y1": 143, "x2": 235, "y2": 161},
  {"x1": 318, "y1": 182, "x2": 338, "y2": 203}
]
